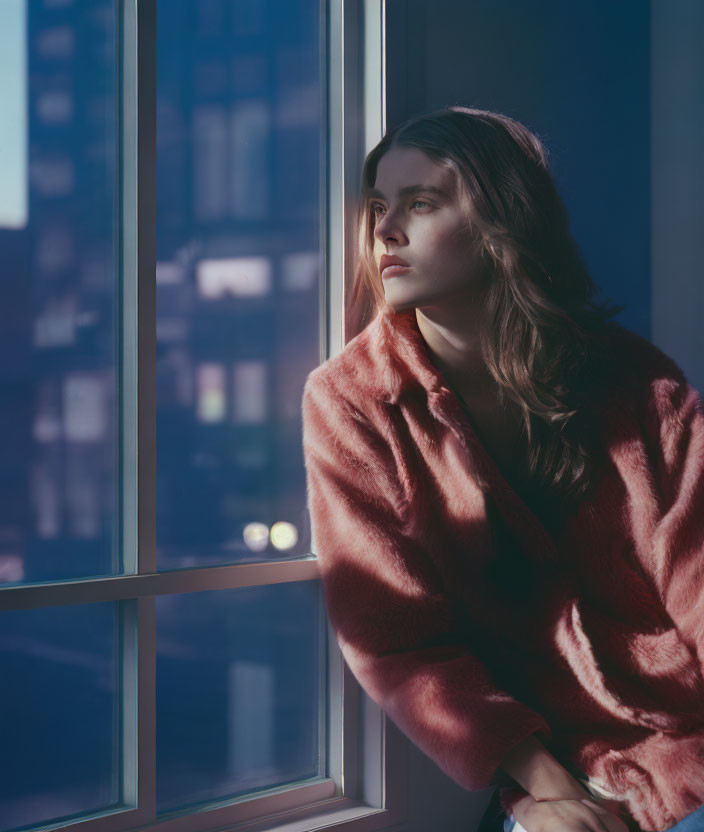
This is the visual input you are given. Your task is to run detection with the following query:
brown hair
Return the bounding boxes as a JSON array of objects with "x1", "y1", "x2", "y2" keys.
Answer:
[{"x1": 348, "y1": 105, "x2": 625, "y2": 502}]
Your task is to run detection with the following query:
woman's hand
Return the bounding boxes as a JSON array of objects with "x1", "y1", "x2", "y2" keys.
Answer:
[{"x1": 512, "y1": 793, "x2": 631, "y2": 832}]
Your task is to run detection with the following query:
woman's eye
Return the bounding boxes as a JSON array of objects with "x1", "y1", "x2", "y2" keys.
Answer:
[{"x1": 372, "y1": 200, "x2": 431, "y2": 218}]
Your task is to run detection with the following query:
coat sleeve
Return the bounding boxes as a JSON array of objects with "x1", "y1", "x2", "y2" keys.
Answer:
[
  {"x1": 647, "y1": 365, "x2": 704, "y2": 670},
  {"x1": 301, "y1": 371, "x2": 552, "y2": 793}
]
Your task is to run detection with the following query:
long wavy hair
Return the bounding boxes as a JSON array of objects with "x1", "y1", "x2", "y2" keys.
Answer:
[{"x1": 348, "y1": 105, "x2": 626, "y2": 503}]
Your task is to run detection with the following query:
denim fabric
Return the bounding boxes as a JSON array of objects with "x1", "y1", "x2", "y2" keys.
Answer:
[
  {"x1": 502, "y1": 815, "x2": 518, "y2": 832},
  {"x1": 503, "y1": 815, "x2": 530, "y2": 832},
  {"x1": 502, "y1": 815, "x2": 517, "y2": 832},
  {"x1": 503, "y1": 800, "x2": 704, "y2": 832},
  {"x1": 664, "y1": 801, "x2": 704, "y2": 831}
]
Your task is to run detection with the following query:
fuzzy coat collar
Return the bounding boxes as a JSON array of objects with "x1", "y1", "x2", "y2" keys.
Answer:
[
  {"x1": 343, "y1": 306, "x2": 569, "y2": 564},
  {"x1": 352, "y1": 306, "x2": 490, "y2": 435},
  {"x1": 371, "y1": 307, "x2": 447, "y2": 404}
]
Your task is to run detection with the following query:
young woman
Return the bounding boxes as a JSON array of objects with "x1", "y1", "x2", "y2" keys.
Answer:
[{"x1": 301, "y1": 106, "x2": 704, "y2": 832}]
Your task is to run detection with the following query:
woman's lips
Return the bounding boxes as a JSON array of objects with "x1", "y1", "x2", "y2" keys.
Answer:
[{"x1": 381, "y1": 265, "x2": 412, "y2": 279}]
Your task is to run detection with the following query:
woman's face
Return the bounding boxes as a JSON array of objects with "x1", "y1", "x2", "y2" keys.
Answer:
[{"x1": 371, "y1": 145, "x2": 486, "y2": 312}]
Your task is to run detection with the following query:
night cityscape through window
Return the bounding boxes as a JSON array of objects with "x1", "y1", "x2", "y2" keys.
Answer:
[{"x1": 0, "y1": 1, "x2": 325, "y2": 827}]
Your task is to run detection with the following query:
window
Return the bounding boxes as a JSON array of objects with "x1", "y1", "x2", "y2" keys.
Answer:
[{"x1": 0, "y1": 2, "x2": 402, "y2": 832}]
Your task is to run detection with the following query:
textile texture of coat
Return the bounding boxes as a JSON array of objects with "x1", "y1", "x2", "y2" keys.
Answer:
[{"x1": 301, "y1": 306, "x2": 704, "y2": 832}]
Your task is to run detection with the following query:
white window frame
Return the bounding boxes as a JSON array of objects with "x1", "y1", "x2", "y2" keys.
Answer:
[{"x1": 0, "y1": 1, "x2": 409, "y2": 831}]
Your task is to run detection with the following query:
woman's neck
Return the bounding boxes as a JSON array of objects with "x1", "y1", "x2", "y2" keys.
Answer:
[{"x1": 414, "y1": 305, "x2": 497, "y2": 400}]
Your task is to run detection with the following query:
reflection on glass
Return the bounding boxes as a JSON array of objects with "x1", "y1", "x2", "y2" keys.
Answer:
[
  {"x1": 156, "y1": 0, "x2": 323, "y2": 570},
  {"x1": 0, "y1": 0, "x2": 27, "y2": 229},
  {"x1": 0, "y1": 602, "x2": 120, "y2": 831},
  {"x1": 156, "y1": 581, "x2": 323, "y2": 813},
  {"x1": 0, "y1": 1, "x2": 119, "y2": 585}
]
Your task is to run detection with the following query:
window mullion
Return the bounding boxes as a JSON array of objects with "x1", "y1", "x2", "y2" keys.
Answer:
[
  {"x1": 134, "y1": 0, "x2": 157, "y2": 579},
  {"x1": 131, "y1": 0, "x2": 157, "y2": 824},
  {"x1": 134, "y1": 595, "x2": 157, "y2": 820}
]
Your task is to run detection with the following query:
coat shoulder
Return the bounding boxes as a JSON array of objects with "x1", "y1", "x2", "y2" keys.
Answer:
[
  {"x1": 606, "y1": 325, "x2": 686, "y2": 383},
  {"x1": 601, "y1": 324, "x2": 690, "y2": 404},
  {"x1": 596, "y1": 325, "x2": 699, "y2": 445}
]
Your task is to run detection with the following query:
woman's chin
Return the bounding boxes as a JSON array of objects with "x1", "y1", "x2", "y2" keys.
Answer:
[
  {"x1": 383, "y1": 284, "x2": 450, "y2": 311},
  {"x1": 383, "y1": 292, "x2": 419, "y2": 312}
]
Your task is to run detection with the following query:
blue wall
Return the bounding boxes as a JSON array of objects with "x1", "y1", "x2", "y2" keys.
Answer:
[{"x1": 387, "y1": 0, "x2": 651, "y2": 338}]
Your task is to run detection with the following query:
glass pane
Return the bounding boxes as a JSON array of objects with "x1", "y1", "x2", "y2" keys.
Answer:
[
  {"x1": 155, "y1": 0, "x2": 323, "y2": 570},
  {"x1": 0, "y1": 602, "x2": 120, "y2": 831},
  {"x1": 0, "y1": 1, "x2": 120, "y2": 586},
  {"x1": 156, "y1": 581, "x2": 323, "y2": 814}
]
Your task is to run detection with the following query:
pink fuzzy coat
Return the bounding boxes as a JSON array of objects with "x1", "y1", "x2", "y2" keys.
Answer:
[{"x1": 301, "y1": 306, "x2": 704, "y2": 832}]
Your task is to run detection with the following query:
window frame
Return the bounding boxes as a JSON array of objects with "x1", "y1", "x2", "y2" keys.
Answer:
[{"x1": 0, "y1": 1, "x2": 408, "y2": 831}]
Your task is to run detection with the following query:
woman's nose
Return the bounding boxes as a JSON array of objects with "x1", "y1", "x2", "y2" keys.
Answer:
[{"x1": 373, "y1": 210, "x2": 405, "y2": 244}]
